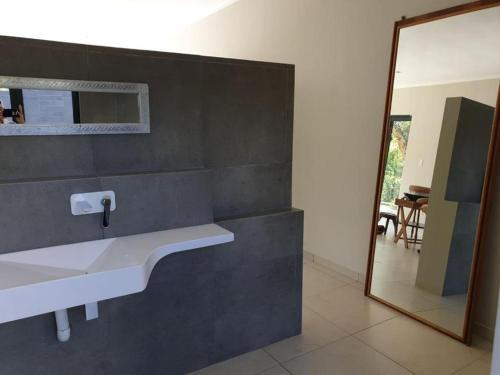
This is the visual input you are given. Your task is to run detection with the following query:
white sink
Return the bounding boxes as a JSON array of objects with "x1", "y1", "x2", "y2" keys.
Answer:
[
  {"x1": 0, "y1": 224, "x2": 234, "y2": 324},
  {"x1": 0, "y1": 239, "x2": 113, "y2": 272}
]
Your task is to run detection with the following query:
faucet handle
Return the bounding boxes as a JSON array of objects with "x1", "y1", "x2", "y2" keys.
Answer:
[
  {"x1": 70, "y1": 191, "x2": 116, "y2": 217},
  {"x1": 101, "y1": 197, "x2": 112, "y2": 229}
]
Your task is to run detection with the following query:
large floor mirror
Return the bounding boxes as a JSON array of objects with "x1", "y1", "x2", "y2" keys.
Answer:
[{"x1": 365, "y1": 1, "x2": 500, "y2": 343}]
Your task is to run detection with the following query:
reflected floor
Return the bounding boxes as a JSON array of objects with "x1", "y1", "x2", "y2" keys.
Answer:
[{"x1": 371, "y1": 227, "x2": 466, "y2": 335}]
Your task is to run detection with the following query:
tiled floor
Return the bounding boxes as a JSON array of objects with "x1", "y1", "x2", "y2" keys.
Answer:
[
  {"x1": 190, "y1": 259, "x2": 492, "y2": 375},
  {"x1": 371, "y1": 227, "x2": 467, "y2": 335}
]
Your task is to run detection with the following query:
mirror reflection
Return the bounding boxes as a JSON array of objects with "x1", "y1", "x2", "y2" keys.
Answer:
[
  {"x1": 369, "y1": 6, "x2": 500, "y2": 338},
  {"x1": 0, "y1": 89, "x2": 140, "y2": 125},
  {"x1": 0, "y1": 77, "x2": 149, "y2": 135}
]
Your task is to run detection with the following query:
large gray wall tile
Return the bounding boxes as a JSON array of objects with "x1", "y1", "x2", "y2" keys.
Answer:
[
  {"x1": 445, "y1": 98, "x2": 494, "y2": 203},
  {"x1": 99, "y1": 170, "x2": 213, "y2": 238},
  {"x1": 0, "y1": 36, "x2": 89, "y2": 79},
  {"x1": 0, "y1": 306, "x2": 113, "y2": 375},
  {"x1": 0, "y1": 178, "x2": 103, "y2": 253},
  {"x1": 212, "y1": 163, "x2": 292, "y2": 218},
  {"x1": 106, "y1": 246, "x2": 217, "y2": 375},
  {"x1": 0, "y1": 136, "x2": 96, "y2": 182},
  {"x1": 214, "y1": 209, "x2": 304, "y2": 271},
  {"x1": 214, "y1": 255, "x2": 302, "y2": 361},
  {"x1": 87, "y1": 49, "x2": 203, "y2": 175},
  {"x1": 211, "y1": 209, "x2": 303, "y2": 361},
  {"x1": 0, "y1": 36, "x2": 96, "y2": 182},
  {"x1": 443, "y1": 203, "x2": 480, "y2": 296},
  {"x1": 202, "y1": 61, "x2": 293, "y2": 168}
]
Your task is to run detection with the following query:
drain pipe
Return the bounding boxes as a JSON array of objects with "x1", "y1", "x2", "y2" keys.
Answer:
[{"x1": 54, "y1": 309, "x2": 70, "y2": 342}]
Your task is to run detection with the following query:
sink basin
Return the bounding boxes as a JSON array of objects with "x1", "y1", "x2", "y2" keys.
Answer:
[
  {"x1": 0, "y1": 239, "x2": 114, "y2": 272},
  {"x1": 0, "y1": 224, "x2": 234, "y2": 324}
]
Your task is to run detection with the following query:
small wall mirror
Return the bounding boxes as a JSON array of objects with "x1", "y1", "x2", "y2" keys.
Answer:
[
  {"x1": 0, "y1": 76, "x2": 149, "y2": 135},
  {"x1": 365, "y1": 3, "x2": 500, "y2": 343}
]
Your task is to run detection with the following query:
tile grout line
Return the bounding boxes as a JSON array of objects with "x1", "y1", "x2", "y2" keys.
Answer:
[
  {"x1": 449, "y1": 358, "x2": 487, "y2": 375},
  {"x1": 306, "y1": 264, "x2": 358, "y2": 285},
  {"x1": 251, "y1": 353, "x2": 293, "y2": 375},
  {"x1": 296, "y1": 262, "x2": 485, "y2": 374},
  {"x1": 304, "y1": 260, "x2": 358, "y2": 281},
  {"x1": 348, "y1": 315, "x2": 401, "y2": 336},
  {"x1": 302, "y1": 283, "x2": 350, "y2": 299},
  {"x1": 276, "y1": 363, "x2": 294, "y2": 375},
  {"x1": 297, "y1": 257, "x2": 482, "y2": 375},
  {"x1": 262, "y1": 347, "x2": 281, "y2": 364},
  {"x1": 304, "y1": 284, "x2": 364, "y2": 304},
  {"x1": 275, "y1": 332, "x2": 416, "y2": 375},
  {"x1": 265, "y1": 329, "x2": 350, "y2": 365},
  {"x1": 352, "y1": 317, "x2": 489, "y2": 374},
  {"x1": 305, "y1": 256, "x2": 362, "y2": 283},
  {"x1": 302, "y1": 290, "x2": 414, "y2": 372},
  {"x1": 350, "y1": 335, "x2": 417, "y2": 375},
  {"x1": 303, "y1": 295, "x2": 400, "y2": 336}
]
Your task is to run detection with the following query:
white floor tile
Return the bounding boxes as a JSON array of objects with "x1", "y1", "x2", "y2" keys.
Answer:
[
  {"x1": 370, "y1": 227, "x2": 469, "y2": 337},
  {"x1": 355, "y1": 316, "x2": 486, "y2": 375},
  {"x1": 453, "y1": 358, "x2": 491, "y2": 375},
  {"x1": 265, "y1": 307, "x2": 348, "y2": 362},
  {"x1": 305, "y1": 285, "x2": 399, "y2": 334},
  {"x1": 189, "y1": 350, "x2": 277, "y2": 375},
  {"x1": 303, "y1": 263, "x2": 348, "y2": 297},
  {"x1": 255, "y1": 365, "x2": 290, "y2": 375},
  {"x1": 282, "y1": 336, "x2": 412, "y2": 375},
  {"x1": 306, "y1": 261, "x2": 358, "y2": 284},
  {"x1": 414, "y1": 307, "x2": 465, "y2": 335}
]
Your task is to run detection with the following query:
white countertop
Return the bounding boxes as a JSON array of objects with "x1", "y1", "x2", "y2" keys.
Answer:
[{"x1": 0, "y1": 223, "x2": 234, "y2": 324}]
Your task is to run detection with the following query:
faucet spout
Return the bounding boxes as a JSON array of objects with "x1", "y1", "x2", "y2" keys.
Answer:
[{"x1": 101, "y1": 197, "x2": 112, "y2": 228}]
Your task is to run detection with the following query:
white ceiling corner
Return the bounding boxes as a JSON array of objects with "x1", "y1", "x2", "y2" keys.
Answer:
[
  {"x1": 395, "y1": 6, "x2": 500, "y2": 88},
  {"x1": 0, "y1": 0, "x2": 240, "y2": 51}
]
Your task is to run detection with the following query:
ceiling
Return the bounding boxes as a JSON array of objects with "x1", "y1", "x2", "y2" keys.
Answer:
[
  {"x1": 395, "y1": 6, "x2": 500, "y2": 88},
  {"x1": 0, "y1": 0, "x2": 238, "y2": 50},
  {"x1": 1, "y1": 2, "x2": 498, "y2": 88}
]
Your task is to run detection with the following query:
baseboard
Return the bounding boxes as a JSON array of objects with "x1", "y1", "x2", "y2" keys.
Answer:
[
  {"x1": 303, "y1": 251, "x2": 314, "y2": 263},
  {"x1": 473, "y1": 322, "x2": 494, "y2": 342},
  {"x1": 304, "y1": 250, "x2": 365, "y2": 283}
]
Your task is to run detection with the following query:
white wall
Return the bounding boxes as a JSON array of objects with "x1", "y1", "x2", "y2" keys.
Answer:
[
  {"x1": 166, "y1": 0, "x2": 469, "y2": 275},
  {"x1": 492, "y1": 290, "x2": 500, "y2": 373},
  {"x1": 391, "y1": 79, "x2": 499, "y2": 197},
  {"x1": 168, "y1": 0, "x2": 500, "y2": 337}
]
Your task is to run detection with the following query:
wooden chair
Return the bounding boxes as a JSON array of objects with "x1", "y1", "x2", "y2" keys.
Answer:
[
  {"x1": 394, "y1": 197, "x2": 427, "y2": 249},
  {"x1": 379, "y1": 211, "x2": 398, "y2": 235}
]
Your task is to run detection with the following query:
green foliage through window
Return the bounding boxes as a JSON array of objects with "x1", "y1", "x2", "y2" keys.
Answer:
[{"x1": 381, "y1": 119, "x2": 411, "y2": 207}]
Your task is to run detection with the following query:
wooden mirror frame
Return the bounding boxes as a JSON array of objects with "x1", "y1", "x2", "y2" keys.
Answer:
[{"x1": 364, "y1": 0, "x2": 500, "y2": 344}]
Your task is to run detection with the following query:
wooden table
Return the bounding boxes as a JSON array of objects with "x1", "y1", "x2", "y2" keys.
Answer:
[{"x1": 394, "y1": 198, "x2": 425, "y2": 249}]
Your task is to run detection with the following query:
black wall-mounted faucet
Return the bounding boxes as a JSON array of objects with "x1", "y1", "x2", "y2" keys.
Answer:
[{"x1": 101, "y1": 197, "x2": 112, "y2": 228}]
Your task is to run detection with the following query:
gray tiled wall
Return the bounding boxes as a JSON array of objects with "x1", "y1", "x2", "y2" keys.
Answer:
[
  {"x1": 0, "y1": 170, "x2": 213, "y2": 253},
  {"x1": 0, "y1": 209, "x2": 303, "y2": 375},
  {"x1": 0, "y1": 36, "x2": 301, "y2": 375},
  {"x1": 202, "y1": 59, "x2": 294, "y2": 218}
]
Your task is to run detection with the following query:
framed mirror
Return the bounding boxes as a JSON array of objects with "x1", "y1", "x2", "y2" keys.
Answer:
[
  {"x1": 365, "y1": 1, "x2": 500, "y2": 343},
  {"x1": 0, "y1": 76, "x2": 149, "y2": 135}
]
